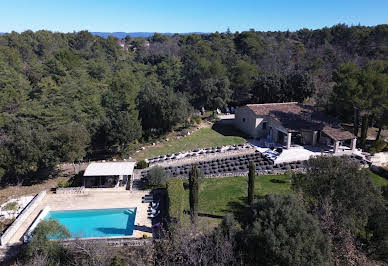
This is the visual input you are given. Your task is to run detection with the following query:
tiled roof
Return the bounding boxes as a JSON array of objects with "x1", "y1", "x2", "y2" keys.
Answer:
[{"x1": 246, "y1": 102, "x2": 355, "y2": 141}]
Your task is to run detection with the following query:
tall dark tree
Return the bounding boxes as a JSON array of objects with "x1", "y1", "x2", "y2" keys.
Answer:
[
  {"x1": 243, "y1": 194, "x2": 330, "y2": 265},
  {"x1": 332, "y1": 61, "x2": 388, "y2": 148},
  {"x1": 189, "y1": 165, "x2": 200, "y2": 226},
  {"x1": 248, "y1": 161, "x2": 255, "y2": 205}
]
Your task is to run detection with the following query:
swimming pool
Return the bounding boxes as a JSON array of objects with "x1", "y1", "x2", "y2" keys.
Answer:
[{"x1": 44, "y1": 208, "x2": 137, "y2": 238}]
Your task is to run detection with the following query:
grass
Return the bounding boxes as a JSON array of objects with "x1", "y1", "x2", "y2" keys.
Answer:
[
  {"x1": 3, "y1": 201, "x2": 19, "y2": 211},
  {"x1": 135, "y1": 127, "x2": 246, "y2": 160},
  {"x1": 369, "y1": 171, "x2": 388, "y2": 187},
  {"x1": 183, "y1": 174, "x2": 291, "y2": 217},
  {"x1": 181, "y1": 171, "x2": 387, "y2": 221}
]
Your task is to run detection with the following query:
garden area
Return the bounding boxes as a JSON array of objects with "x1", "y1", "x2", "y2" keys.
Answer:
[
  {"x1": 182, "y1": 174, "x2": 292, "y2": 217},
  {"x1": 165, "y1": 170, "x2": 388, "y2": 229},
  {"x1": 135, "y1": 127, "x2": 246, "y2": 161}
]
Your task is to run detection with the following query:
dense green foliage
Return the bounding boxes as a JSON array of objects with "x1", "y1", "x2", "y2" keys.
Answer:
[
  {"x1": 135, "y1": 159, "x2": 148, "y2": 169},
  {"x1": 292, "y1": 156, "x2": 381, "y2": 230},
  {"x1": 292, "y1": 156, "x2": 387, "y2": 263},
  {"x1": 0, "y1": 24, "x2": 387, "y2": 185},
  {"x1": 247, "y1": 161, "x2": 255, "y2": 205},
  {"x1": 242, "y1": 194, "x2": 330, "y2": 265},
  {"x1": 25, "y1": 219, "x2": 71, "y2": 264},
  {"x1": 166, "y1": 178, "x2": 184, "y2": 223},
  {"x1": 189, "y1": 165, "x2": 200, "y2": 225},
  {"x1": 146, "y1": 166, "x2": 167, "y2": 188},
  {"x1": 370, "y1": 139, "x2": 387, "y2": 153},
  {"x1": 332, "y1": 60, "x2": 388, "y2": 147}
]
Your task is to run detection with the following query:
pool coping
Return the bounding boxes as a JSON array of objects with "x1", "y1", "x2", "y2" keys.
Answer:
[
  {"x1": 8, "y1": 190, "x2": 153, "y2": 245},
  {"x1": 26, "y1": 207, "x2": 140, "y2": 241}
]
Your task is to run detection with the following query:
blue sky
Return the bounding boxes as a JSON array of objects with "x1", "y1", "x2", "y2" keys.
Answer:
[{"x1": 1, "y1": 0, "x2": 387, "y2": 33}]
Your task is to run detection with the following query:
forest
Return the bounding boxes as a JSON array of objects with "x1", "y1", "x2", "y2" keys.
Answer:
[{"x1": 0, "y1": 24, "x2": 387, "y2": 186}]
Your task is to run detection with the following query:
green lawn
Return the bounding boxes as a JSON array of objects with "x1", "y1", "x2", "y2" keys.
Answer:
[
  {"x1": 369, "y1": 171, "x2": 388, "y2": 187},
  {"x1": 182, "y1": 171, "x2": 387, "y2": 218},
  {"x1": 183, "y1": 174, "x2": 291, "y2": 217},
  {"x1": 135, "y1": 127, "x2": 245, "y2": 160}
]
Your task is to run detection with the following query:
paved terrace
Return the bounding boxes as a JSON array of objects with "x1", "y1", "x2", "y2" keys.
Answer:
[
  {"x1": 8, "y1": 190, "x2": 152, "y2": 245},
  {"x1": 249, "y1": 139, "x2": 365, "y2": 164}
]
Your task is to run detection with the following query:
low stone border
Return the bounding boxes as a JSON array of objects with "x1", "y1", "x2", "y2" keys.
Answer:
[
  {"x1": 0, "y1": 190, "x2": 46, "y2": 247},
  {"x1": 147, "y1": 144, "x2": 254, "y2": 166},
  {"x1": 142, "y1": 152, "x2": 305, "y2": 179},
  {"x1": 141, "y1": 153, "x2": 369, "y2": 181},
  {"x1": 56, "y1": 186, "x2": 87, "y2": 194},
  {"x1": 61, "y1": 237, "x2": 152, "y2": 247},
  {"x1": 23, "y1": 206, "x2": 51, "y2": 243}
]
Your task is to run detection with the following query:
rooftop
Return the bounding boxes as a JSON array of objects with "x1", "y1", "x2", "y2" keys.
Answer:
[
  {"x1": 246, "y1": 102, "x2": 355, "y2": 141},
  {"x1": 84, "y1": 162, "x2": 136, "y2": 176}
]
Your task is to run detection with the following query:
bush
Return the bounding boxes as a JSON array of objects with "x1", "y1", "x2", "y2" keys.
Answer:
[
  {"x1": 136, "y1": 160, "x2": 148, "y2": 169},
  {"x1": 166, "y1": 178, "x2": 184, "y2": 224},
  {"x1": 146, "y1": 166, "x2": 167, "y2": 187},
  {"x1": 370, "y1": 139, "x2": 387, "y2": 153},
  {"x1": 57, "y1": 179, "x2": 69, "y2": 188},
  {"x1": 244, "y1": 194, "x2": 330, "y2": 265},
  {"x1": 191, "y1": 115, "x2": 202, "y2": 125},
  {"x1": 382, "y1": 184, "x2": 388, "y2": 201},
  {"x1": 25, "y1": 219, "x2": 71, "y2": 264},
  {"x1": 4, "y1": 201, "x2": 18, "y2": 211}
]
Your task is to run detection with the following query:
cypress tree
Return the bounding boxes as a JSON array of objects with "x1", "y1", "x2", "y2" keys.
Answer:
[
  {"x1": 248, "y1": 161, "x2": 255, "y2": 205},
  {"x1": 189, "y1": 165, "x2": 199, "y2": 225}
]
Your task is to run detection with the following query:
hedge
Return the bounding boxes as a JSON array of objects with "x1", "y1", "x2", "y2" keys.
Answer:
[{"x1": 166, "y1": 178, "x2": 184, "y2": 224}]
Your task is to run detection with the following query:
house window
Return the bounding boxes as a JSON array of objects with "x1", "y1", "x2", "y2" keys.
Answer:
[
  {"x1": 262, "y1": 122, "x2": 267, "y2": 130},
  {"x1": 242, "y1": 118, "x2": 246, "y2": 122}
]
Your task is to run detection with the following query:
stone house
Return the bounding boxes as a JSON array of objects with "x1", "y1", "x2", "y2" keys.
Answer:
[{"x1": 234, "y1": 102, "x2": 357, "y2": 154}]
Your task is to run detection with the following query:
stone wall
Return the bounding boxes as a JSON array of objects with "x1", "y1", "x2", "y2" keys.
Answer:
[
  {"x1": 61, "y1": 237, "x2": 152, "y2": 247},
  {"x1": 0, "y1": 190, "x2": 46, "y2": 247}
]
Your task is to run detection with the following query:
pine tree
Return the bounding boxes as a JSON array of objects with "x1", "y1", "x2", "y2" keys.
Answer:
[
  {"x1": 248, "y1": 161, "x2": 255, "y2": 205},
  {"x1": 189, "y1": 165, "x2": 200, "y2": 225}
]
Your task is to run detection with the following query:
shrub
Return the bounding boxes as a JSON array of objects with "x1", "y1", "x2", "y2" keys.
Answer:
[
  {"x1": 166, "y1": 178, "x2": 184, "y2": 224},
  {"x1": 381, "y1": 184, "x2": 388, "y2": 201},
  {"x1": 191, "y1": 115, "x2": 202, "y2": 125},
  {"x1": 370, "y1": 139, "x2": 387, "y2": 153},
  {"x1": 136, "y1": 160, "x2": 148, "y2": 169},
  {"x1": 57, "y1": 179, "x2": 69, "y2": 188},
  {"x1": 67, "y1": 172, "x2": 83, "y2": 187},
  {"x1": 25, "y1": 219, "x2": 71, "y2": 264},
  {"x1": 244, "y1": 194, "x2": 330, "y2": 265},
  {"x1": 4, "y1": 201, "x2": 18, "y2": 211},
  {"x1": 146, "y1": 166, "x2": 167, "y2": 187}
]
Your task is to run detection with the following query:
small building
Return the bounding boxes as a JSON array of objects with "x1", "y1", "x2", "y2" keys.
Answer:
[
  {"x1": 235, "y1": 102, "x2": 356, "y2": 154},
  {"x1": 83, "y1": 162, "x2": 135, "y2": 189}
]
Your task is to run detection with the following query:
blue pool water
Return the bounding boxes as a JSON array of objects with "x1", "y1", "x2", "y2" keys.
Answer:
[{"x1": 44, "y1": 208, "x2": 136, "y2": 238}]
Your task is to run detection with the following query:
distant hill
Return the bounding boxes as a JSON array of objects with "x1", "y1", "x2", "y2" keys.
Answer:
[
  {"x1": 0, "y1": 31, "x2": 203, "y2": 38},
  {"x1": 91, "y1": 32, "x2": 176, "y2": 39}
]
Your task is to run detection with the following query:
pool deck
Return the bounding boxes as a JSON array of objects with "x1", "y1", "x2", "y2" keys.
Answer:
[{"x1": 7, "y1": 190, "x2": 152, "y2": 245}]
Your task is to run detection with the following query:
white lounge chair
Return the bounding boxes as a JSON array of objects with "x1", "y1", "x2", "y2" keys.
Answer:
[{"x1": 148, "y1": 210, "x2": 160, "y2": 218}]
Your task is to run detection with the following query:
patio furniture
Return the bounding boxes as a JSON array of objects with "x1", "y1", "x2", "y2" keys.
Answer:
[{"x1": 148, "y1": 210, "x2": 160, "y2": 219}]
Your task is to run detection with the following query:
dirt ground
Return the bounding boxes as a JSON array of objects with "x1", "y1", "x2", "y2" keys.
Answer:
[
  {"x1": 342, "y1": 124, "x2": 388, "y2": 141},
  {"x1": 0, "y1": 176, "x2": 66, "y2": 205}
]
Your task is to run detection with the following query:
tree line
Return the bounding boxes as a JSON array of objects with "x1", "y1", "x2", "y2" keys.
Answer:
[{"x1": 0, "y1": 24, "x2": 387, "y2": 185}]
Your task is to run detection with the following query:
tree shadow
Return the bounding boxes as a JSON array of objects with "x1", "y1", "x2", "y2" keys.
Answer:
[
  {"x1": 134, "y1": 225, "x2": 153, "y2": 233},
  {"x1": 224, "y1": 197, "x2": 251, "y2": 224},
  {"x1": 0, "y1": 243, "x2": 23, "y2": 265},
  {"x1": 211, "y1": 122, "x2": 250, "y2": 139},
  {"x1": 183, "y1": 210, "x2": 224, "y2": 219}
]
